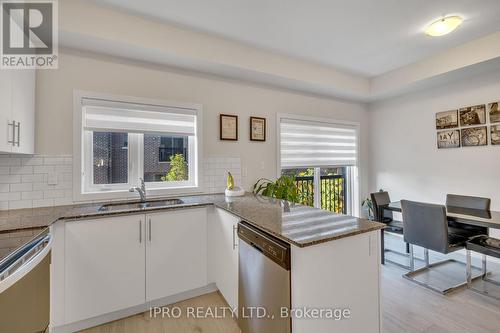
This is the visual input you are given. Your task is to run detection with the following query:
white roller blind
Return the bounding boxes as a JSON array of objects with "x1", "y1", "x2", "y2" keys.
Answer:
[
  {"x1": 280, "y1": 118, "x2": 357, "y2": 168},
  {"x1": 82, "y1": 98, "x2": 197, "y2": 136}
]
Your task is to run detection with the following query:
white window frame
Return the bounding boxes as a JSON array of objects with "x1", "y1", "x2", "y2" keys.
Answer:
[
  {"x1": 73, "y1": 90, "x2": 203, "y2": 202},
  {"x1": 276, "y1": 113, "x2": 360, "y2": 217}
]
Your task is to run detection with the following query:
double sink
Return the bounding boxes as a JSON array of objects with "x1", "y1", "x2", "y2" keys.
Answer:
[{"x1": 98, "y1": 199, "x2": 184, "y2": 212}]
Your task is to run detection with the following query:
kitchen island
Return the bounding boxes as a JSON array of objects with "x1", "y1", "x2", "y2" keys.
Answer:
[{"x1": 1, "y1": 193, "x2": 384, "y2": 333}]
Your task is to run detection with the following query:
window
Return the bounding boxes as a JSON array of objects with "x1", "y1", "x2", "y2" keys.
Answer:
[
  {"x1": 157, "y1": 136, "x2": 188, "y2": 163},
  {"x1": 278, "y1": 115, "x2": 359, "y2": 215},
  {"x1": 93, "y1": 132, "x2": 129, "y2": 185},
  {"x1": 74, "y1": 92, "x2": 202, "y2": 200},
  {"x1": 144, "y1": 134, "x2": 189, "y2": 182}
]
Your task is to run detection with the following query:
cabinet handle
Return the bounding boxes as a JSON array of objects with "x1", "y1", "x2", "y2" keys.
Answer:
[
  {"x1": 232, "y1": 224, "x2": 238, "y2": 250},
  {"x1": 7, "y1": 121, "x2": 15, "y2": 145},
  {"x1": 15, "y1": 122, "x2": 20, "y2": 146},
  {"x1": 139, "y1": 220, "x2": 142, "y2": 243},
  {"x1": 148, "y1": 218, "x2": 152, "y2": 242}
]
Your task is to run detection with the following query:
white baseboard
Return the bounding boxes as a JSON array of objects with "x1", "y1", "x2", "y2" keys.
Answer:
[{"x1": 49, "y1": 283, "x2": 218, "y2": 333}]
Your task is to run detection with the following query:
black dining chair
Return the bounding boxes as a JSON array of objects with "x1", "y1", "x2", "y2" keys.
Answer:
[
  {"x1": 466, "y1": 236, "x2": 500, "y2": 300},
  {"x1": 401, "y1": 200, "x2": 481, "y2": 294},
  {"x1": 446, "y1": 194, "x2": 491, "y2": 211},
  {"x1": 446, "y1": 194, "x2": 490, "y2": 275},
  {"x1": 371, "y1": 191, "x2": 411, "y2": 269}
]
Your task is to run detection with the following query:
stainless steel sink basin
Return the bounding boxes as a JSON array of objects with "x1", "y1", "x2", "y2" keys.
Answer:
[{"x1": 98, "y1": 199, "x2": 184, "y2": 212}]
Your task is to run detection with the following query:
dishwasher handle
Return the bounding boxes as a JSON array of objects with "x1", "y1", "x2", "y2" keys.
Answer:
[{"x1": 250, "y1": 242, "x2": 264, "y2": 253}]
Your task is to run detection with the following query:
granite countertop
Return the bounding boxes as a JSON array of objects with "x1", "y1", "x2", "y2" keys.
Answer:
[{"x1": 0, "y1": 193, "x2": 384, "y2": 249}]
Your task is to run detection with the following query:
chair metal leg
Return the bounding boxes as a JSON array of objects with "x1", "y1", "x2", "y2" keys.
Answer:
[
  {"x1": 381, "y1": 231, "x2": 420, "y2": 270},
  {"x1": 403, "y1": 246, "x2": 483, "y2": 295},
  {"x1": 409, "y1": 244, "x2": 415, "y2": 272},
  {"x1": 380, "y1": 229, "x2": 385, "y2": 265},
  {"x1": 467, "y1": 253, "x2": 500, "y2": 301},
  {"x1": 466, "y1": 250, "x2": 472, "y2": 287},
  {"x1": 482, "y1": 254, "x2": 487, "y2": 277}
]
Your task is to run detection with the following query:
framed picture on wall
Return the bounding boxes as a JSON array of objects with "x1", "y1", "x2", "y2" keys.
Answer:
[
  {"x1": 489, "y1": 102, "x2": 500, "y2": 123},
  {"x1": 250, "y1": 117, "x2": 266, "y2": 141},
  {"x1": 436, "y1": 110, "x2": 458, "y2": 129},
  {"x1": 461, "y1": 126, "x2": 487, "y2": 147},
  {"x1": 459, "y1": 105, "x2": 486, "y2": 126},
  {"x1": 491, "y1": 125, "x2": 500, "y2": 145},
  {"x1": 437, "y1": 130, "x2": 460, "y2": 149},
  {"x1": 220, "y1": 114, "x2": 238, "y2": 141}
]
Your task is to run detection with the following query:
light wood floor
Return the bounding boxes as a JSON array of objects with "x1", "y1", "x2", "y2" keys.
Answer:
[
  {"x1": 79, "y1": 291, "x2": 240, "y2": 333},
  {"x1": 80, "y1": 236, "x2": 500, "y2": 333}
]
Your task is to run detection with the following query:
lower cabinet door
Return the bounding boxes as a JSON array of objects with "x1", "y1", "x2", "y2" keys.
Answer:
[
  {"x1": 64, "y1": 215, "x2": 146, "y2": 323},
  {"x1": 214, "y1": 208, "x2": 239, "y2": 310},
  {"x1": 146, "y1": 208, "x2": 208, "y2": 301}
]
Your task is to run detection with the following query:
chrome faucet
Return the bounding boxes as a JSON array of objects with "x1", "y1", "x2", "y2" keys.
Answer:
[{"x1": 129, "y1": 178, "x2": 146, "y2": 202}]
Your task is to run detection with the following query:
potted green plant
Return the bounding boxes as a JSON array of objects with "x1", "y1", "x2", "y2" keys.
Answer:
[
  {"x1": 253, "y1": 176, "x2": 300, "y2": 205},
  {"x1": 362, "y1": 197, "x2": 374, "y2": 220}
]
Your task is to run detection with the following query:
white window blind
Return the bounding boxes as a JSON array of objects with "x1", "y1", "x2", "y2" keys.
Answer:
[
  {"x1": 82, "y1": 98, "x2": 197, "y2": 136},
  {"x1": 280, "y1": 118, "x2": 357, "y2": 168}
]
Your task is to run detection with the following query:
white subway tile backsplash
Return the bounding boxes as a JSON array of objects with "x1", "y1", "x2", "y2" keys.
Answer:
[
  {"x1": 21, "y1": 157, "x2": 44, "y2": 166},
  {"x1": 10, "y1": 183, "x2": 33, "y2": 192},
  {"x1": 54, "y1": 197, "x2": 73, "y2": 206},
  {"x1": 43, "y1": 189, "x2": 65, "y2": 199},
  {"x1": 0, "y1": 154, "x2": 75, "y2": 210},
  {"x1": 9, "y1": 200, "x2": 32, "y2": 210},
  {"x1": 33, "y1": 198, "x2": 54, "y2": 208},
  {"x1": 33, "y1": 165, "x2": 55, "y2": 174},
  {"x1": 0, "y1": 175, "x2": 20, "y2": 184},
  {"x1": 55, "y1": 165, "x2": 72, "y2": 173},
  {"x1": 43, "y1": 157, "x2": 65, "y2": 165},
  {"x1": 0, "y1": 192, "x2": 20, "y2": 201},
  {"x1": 9, "y1": 166, "x2": 34, "y2": 175},
  {"x1": 21, "y1": 174, "x2": 45, "y2": 183},
  {"x1": 0, "y1": 155, "x2": 244, "y2": 210},
  {"x1": 22, "y1": 191, "x2": 44, "y2": 200},
  {"x1": 0, "y1": 157, "x2": 21, "y2": 166},
  {"x1": 202, "y1": 156, "x2": 243, "y2": 194}
]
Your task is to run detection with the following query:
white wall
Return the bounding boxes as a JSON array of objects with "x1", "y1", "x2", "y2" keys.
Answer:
[
  {"x1": 369, "y1": 68, "x2": 500, "y2": 215},
  {"x1": 35, "y1": 50, "x2": 370, "y2": 207}
]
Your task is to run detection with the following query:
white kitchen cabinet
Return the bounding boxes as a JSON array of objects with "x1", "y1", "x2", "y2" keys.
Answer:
[
  {"x1": 214, "y1": 207, "x2": 239, "y2": 310},
  {"x1": 64, "y1": 215, "x2": 146, "y2": 323},
  {"x1": 146, "y1": 208, "x2": 208, "y2": 301},
  {"x1": 0, "y1": 69, "x2": 35, "y2": 154},
  {"x1": 11, "y1": 69, "x2": 35, "y2": 154},
  {"x1": 0, "y1": 70, "x2": 13, "y2": 153}
]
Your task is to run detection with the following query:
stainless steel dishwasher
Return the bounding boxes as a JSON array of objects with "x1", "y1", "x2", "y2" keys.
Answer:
[{"x1": 238, "y1": 222, "x2": 291, "y2": 333}]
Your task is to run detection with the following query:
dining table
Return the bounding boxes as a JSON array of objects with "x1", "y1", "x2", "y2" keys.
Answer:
[{"x1": 379, "y1": 201, "x2": 500, "y2": 264}]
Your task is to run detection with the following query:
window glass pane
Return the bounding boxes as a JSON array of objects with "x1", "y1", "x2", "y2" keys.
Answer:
[
  {"x1": 144, "y1": 134, "x2": 189, "y2": 182},
  {"x1": 282, "y1": 168, "x2": 314, "y2": 207},
  {"x1": 93, "y1": 132, "x2": 129, "y2": 185},
  {"x1": 319, "y1": 167, "x2": 346, "y2": 214}
]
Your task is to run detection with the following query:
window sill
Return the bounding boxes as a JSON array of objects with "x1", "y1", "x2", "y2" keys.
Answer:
[{"x1": 73, "y1": 185, "x2": 205, "y2": 203}]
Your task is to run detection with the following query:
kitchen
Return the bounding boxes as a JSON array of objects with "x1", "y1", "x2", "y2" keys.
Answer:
[{"x1": 1, "y1": 1, "x2": 500, "y2": 333}]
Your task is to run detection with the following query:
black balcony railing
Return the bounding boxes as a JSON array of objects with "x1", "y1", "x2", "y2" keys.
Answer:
[{"x1": 295, "y1": 174, "x2": 346, "y2": 214}]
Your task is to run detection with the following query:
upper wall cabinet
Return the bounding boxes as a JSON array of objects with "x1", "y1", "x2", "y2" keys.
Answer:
[{"x1": 0, "y1": 69, "x2": 35, "y2": 154}]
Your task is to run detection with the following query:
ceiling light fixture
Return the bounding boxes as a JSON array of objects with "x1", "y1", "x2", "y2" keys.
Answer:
[{"x1": 425, "y1": 16, "x2": 463, "y2": 37}]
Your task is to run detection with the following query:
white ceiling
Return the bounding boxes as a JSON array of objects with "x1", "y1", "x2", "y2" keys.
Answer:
[{"x1": 93, "y1": 0, "x2": 500, "y2": 77}]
